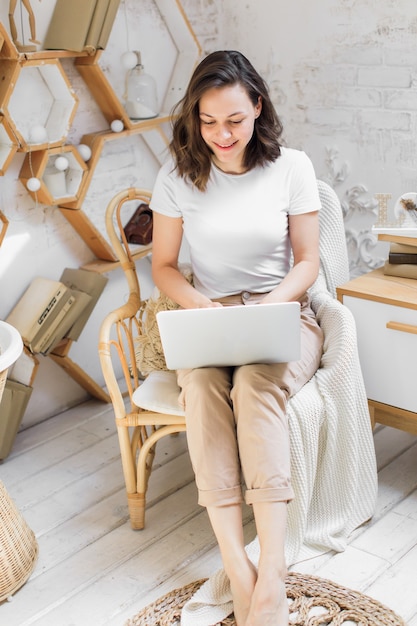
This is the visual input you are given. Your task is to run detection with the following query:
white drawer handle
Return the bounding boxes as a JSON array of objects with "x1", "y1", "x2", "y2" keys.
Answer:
[{"x1": 386, "y1": 321, "x2": 417, "y2": 335}]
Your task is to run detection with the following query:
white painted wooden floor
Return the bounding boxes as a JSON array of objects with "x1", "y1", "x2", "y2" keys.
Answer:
[{"x1": 0, "y1": 396, "x2": 416, "y2": 626}]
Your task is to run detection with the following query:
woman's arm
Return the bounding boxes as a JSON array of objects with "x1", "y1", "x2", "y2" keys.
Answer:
[
  {"x1": 151, "y1": 212, "x2": 221, "y2": 309},
  {"x1": 261, "y1": 211, "x2": 320, "y2": 304}
]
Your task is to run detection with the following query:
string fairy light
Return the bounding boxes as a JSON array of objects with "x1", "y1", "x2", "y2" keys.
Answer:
[{"x1": 121, "y1": 0, "x2": 136, "y2": 102}]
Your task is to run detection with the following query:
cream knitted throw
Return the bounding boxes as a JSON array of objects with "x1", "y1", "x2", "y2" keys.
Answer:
[{"x1": 180, "y1": 289, "x2": 378, "y2": 625}]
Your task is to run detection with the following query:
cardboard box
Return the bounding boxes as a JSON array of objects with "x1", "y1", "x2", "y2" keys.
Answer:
[
  {"x1": 0, "y1": 380, "x2": 33, "y2": 461},
  {"x1": 44, "y1": 0, "x2": 121, "y2": 52}
]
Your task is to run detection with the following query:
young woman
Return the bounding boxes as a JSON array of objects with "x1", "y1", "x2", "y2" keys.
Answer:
[{"x1": 151, "y1": 50, "x2": 323, "y2": 626}]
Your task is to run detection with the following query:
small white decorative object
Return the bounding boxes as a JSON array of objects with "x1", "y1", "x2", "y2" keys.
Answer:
[
  {"x1": 54, "y1": 156, "x2": 69, "y2": 171},
  {"x1": 26, "y1": 177, "x2": 41, "y2": 192},
  {"x1": 110, "y1": 119, "x2": 124, "y2": 133},
  {"x1": 372, "y1": 191, "x2": 417, "y2": 237},
  {"x1": 28, "y1": 124, "x2": 48, "y2": 144},
  {"x1": 394, "y1": 192, "x2": 417, "y2": 227},
  {"x1": 43, "y1": 168, "x2": 67, "y2": 198},
  {"x1": 121, "y1": 51, "x2": 139, "y2": 70},
  {"x1": 76, "y1": 144, "x2": 92, "y2": 161}
]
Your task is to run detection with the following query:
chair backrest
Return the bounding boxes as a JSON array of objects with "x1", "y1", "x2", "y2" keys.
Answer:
[
  {"x1": 105, "y1": 187, "x2": 153, "y2": 299},
  {"x1": 100, "y1": 188, "x2": 153, "y2": 407},
  {"x1": 316, "y1": 180, "x2": 350, "y2": 298}
]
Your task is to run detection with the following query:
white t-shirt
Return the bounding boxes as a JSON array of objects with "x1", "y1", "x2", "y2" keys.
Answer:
[{"x1": 150, "y1": 147, "x2": 321, "y2": 299}]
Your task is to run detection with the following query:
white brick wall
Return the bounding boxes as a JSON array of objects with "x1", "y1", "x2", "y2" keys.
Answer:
[{"x1": 219, "y1": 0, "x2": 417, "y2": 274}]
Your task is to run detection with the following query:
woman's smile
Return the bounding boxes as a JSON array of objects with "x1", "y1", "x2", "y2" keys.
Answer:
[{"x1": 199, "y1": 84, "x2": 261, "y2": 174}]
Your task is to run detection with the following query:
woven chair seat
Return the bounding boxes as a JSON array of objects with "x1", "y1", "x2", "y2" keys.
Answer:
[{"x1": 132, "y1": 370, "x2": 184, "y2": 417}]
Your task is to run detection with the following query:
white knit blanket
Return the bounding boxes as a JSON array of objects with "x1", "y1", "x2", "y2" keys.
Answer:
[{"x1": 181, "y1": 289, "x2": 378, "y2": 625}]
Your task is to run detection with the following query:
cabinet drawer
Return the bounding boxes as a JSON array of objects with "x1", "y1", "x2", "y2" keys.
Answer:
[{"x1": 344, "y1": 296, "x2": 417, "y2": 413}]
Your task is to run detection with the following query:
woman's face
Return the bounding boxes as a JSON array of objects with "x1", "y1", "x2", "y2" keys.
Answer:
[{"x1": 198, "y1": 84, "x2": 261, "y2": 174}]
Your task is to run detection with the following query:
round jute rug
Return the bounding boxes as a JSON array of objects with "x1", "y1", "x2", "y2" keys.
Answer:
[{"x1": 125, "y1": 571, "x2": 406, "y2": 626}]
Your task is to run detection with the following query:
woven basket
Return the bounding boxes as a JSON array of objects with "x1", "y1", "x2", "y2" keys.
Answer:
[
  {"x1": 0, "y1": 481, "x2": 39, "y2": 603},
  {"x1": 0, "y1": 321, "x2": 37, "y2": 602}
]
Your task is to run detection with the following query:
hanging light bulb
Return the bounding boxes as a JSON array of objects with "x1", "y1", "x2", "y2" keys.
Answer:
[
  {"x1": 111, "y1": 119, "x2": 124, "y2": 133},
  {"x1": 26, "y1": 177, "x2": 41, "y2": 192},
  {"x1": 54, "y1": 156, "x2": 69, "y2": 171},
  {"x1": 121, "y1": 51, "x2": 138, "y2": 70},
  {"x1": 125, "y1": 51, "x2": 159, "y2": 120},
  {"x1": 29, "y1": 124, "x2": 48, "y2": 144},
  {"x1": 77, "y1": 144, "x2": 92, "y2": 161}
]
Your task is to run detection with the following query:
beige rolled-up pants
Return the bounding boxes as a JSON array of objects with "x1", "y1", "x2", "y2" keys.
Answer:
[{"x1": 176, "y1": 291, "x2": 324, "y2": 508}]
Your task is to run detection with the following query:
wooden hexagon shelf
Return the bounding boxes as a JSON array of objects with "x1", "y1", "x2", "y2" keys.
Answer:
[
  {"x1": 0, "y1": 58, "x2": 78, "y2": 150},
  {"x1": 0, "y1": 114, "x2": 17, "y2": 175},
  {"x1": 0, "y1": 2, "x2": 201, "y2": 401},
  {"x1": 0, "y1": 210, "x2": 8, "y2": 246},
  {"x1": 19, "y1": 145, "x2": 88, "y2": 205},
  {"x1": 0, "y1": 21, "x2": 19, "y2": 61},
  {"x1": 75, "y1": 0, "x2": 201, "y2": 129},
  {"x1": 53, "y1": 0, "x2": 202, "y2": 265},
  {"x1": 58, "y1": 124, "x2": 171, "y2": 262}
]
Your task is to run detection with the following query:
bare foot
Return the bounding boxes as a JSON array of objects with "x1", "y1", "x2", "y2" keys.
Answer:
[
  {"x1": 245, "y1": 568, "x2": 289, "y2": 626},
  {"x1": 228, "y1": 557, "x2": 257, "y2": 626}
]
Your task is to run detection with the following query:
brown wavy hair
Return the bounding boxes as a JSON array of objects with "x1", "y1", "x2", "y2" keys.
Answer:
[{"x1": 169, "y1": 50, "x2": 283, "y2": 191}]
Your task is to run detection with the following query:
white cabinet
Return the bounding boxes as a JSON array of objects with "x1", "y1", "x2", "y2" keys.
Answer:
[{"x1": 337, "y1": 267, "x2": 417, "y2": 435}]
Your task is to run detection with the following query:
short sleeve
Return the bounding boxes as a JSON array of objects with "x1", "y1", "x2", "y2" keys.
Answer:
[
  {"x1": 288, "y1": 151, "x2": 321, "y2": 216},
  {"x1": 150, "y1": 160, "x2": 183, "y2": 218}
]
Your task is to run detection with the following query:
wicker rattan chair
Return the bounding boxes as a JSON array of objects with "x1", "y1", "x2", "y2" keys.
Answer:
[
  {"x1": 99, "y1": 183, "x2": 377, "y2": 549},
  {"x1": 99, "y1": 188, "x2": 186, "y2": 530}
]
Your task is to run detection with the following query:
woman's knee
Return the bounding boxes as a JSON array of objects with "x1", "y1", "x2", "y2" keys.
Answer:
[
  {"x1": 233, "y1": 364, "x2": 289, "y2": 398},
  {"x1": 177, "y1": 366, "x2": 232, "y2": 408}
]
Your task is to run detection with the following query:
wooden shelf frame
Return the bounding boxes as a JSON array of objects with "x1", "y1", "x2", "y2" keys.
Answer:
[{"x1": 0, "y1": 1, "x2": 201, "y2": 404}]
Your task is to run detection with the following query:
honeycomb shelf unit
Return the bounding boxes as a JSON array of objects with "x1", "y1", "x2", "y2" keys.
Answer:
[
  {"x1": 0, "y1": 0, "x2": 201, "y2": 408},
  {"x1": 0, "y1": 27, "x2": 113, "y2": 402},
  {"x1": 0, "y1": 57, "x2": 79, "y2": 151},
  {"x1": 58, "y1": 121, "x2": 171, "y2": 262},
  {"x1": 20, "y1": 144, "x2": 88, "y2": 206}
]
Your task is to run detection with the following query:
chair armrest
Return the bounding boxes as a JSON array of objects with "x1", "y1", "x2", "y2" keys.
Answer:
[
  {"x1": 311, "y1": 291, "x2": 359, "y2": 371},
  {"x1": 98, "y1": 292, "x2": 144, "y2": 417}
]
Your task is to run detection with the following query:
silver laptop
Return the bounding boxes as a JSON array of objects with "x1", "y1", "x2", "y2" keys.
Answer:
[{"x1": 156, "y1": 301, "x2": 301, "y2": 370}]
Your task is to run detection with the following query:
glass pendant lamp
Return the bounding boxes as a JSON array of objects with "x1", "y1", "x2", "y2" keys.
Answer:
[{"x1": 125, "y1": 51, "x2": 159, "y2": 120}]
